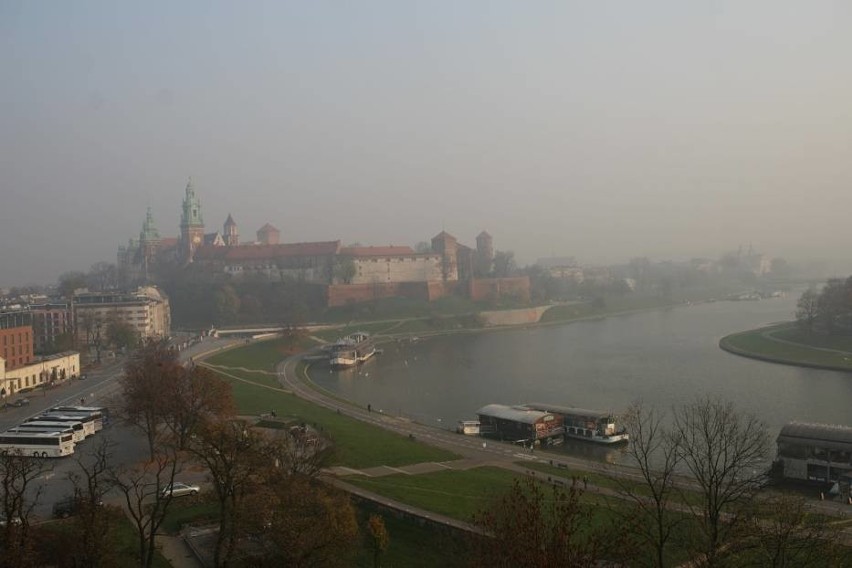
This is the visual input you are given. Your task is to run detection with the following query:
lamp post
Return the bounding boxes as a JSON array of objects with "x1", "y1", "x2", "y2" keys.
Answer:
[{"x1": 95, "y1": 322, "x2": 103, "y2": 364}]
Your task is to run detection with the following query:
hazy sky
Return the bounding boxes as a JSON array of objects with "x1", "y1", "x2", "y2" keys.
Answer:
[{"x1": 3, "y1": 1, "x2": 852, "y2": 287}]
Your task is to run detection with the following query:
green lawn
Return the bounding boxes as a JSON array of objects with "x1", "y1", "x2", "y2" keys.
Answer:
[
  {"x1": 215, "y1": 370, "x2": 458, "y2": 468},
  {"x1": 771, "y1": 327, "x2": 852, "y2": 352},
  {"x1": 345, "y1": 467, "x2": 522, "y2": 521},
  {"x1": 720, "y1": 325, "x2": 852, "y2": 371}
]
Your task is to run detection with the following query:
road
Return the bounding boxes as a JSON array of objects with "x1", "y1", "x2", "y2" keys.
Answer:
[{"x1": 6, "y1": 337, "x2": 240, "y2": 520}]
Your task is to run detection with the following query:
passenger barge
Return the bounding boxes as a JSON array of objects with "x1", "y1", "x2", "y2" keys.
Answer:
[
  {"x1": 460, "y1": 403, "x2": 629, "y2": 446},
  {"x1": 523, "y1": 403, "x2": 629, "y2": 445},
  {"x1": 329, "y1": 332, "x2": 376, "y2": 368}
]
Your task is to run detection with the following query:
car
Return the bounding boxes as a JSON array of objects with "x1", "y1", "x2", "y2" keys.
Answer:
[
  {"x1": 161, "y1": 482, "x2": 200, "y2": 498},
  {"x1": 9, "y1": 398, "x2": 30, "y2": 408},
  {"x1": 0, "y1": 515, "x2": 22, "y2": 526}
]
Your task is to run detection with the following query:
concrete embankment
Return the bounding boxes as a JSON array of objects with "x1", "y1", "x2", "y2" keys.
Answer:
[{"x1": 479, "y1": 306, "x2": 551, "y2": 326}]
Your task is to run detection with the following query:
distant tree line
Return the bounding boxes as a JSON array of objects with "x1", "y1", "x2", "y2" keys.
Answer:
[{"x1": 795, "y1": 277, "x2": 852, "y2": 334}]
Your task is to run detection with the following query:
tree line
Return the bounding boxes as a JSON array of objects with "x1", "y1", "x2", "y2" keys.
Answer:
[{"x1": 796, "y1": 276, "x2": 852, "y2": 334}]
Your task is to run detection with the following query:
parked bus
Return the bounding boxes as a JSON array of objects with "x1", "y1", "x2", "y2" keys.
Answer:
[
  {"x1": 0, "y1": 431, "x2": 75, "y2": 458},
  {"x1": 12, "y1": 422, "x2": 85, "y2": 443},
  {"x1": 26, "y1": 415, "x2": 95, "y2": 437},
  {"x1": 50, "y1": 406, "x2": 110, "y2": 426},
  {"x1": 44, "y1": 411, "x2": 102, "y2": 433}
]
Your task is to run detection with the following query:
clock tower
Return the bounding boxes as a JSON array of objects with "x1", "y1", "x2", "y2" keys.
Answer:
[{"x1": 180, "y1": 177, "x2": 205, "y2": 263}]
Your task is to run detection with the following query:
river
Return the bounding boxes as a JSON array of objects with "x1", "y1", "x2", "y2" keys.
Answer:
[{"x1": 309, "y1": 295, "x2": 852, "y2": 460}]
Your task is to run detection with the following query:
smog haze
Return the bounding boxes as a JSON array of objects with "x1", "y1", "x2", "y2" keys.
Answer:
[{"x1": 3, "y1": 1, "x2": 851, "y2": 286}]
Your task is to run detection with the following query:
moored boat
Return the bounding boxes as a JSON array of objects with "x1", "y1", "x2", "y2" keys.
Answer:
[
  {"x1": 329, "y1": 332, "x2": 376, "y2": 368},
  {"x1": 523, "y1": 403, "x2": 629, "y2": 445}
]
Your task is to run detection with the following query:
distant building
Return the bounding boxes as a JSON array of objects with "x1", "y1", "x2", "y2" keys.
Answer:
[
  {"x1": 776, "y1": 422, "x2": 852, "y2": 483},
  {"x1": 28, "y1": 302, "x2": 72, "y2": 353},
  {"x1": 194, "y1": 241, "x2": 341, "y2": 282},
  {"x1": 179, "y1": 178, "x2": 205, "y2": 263},
  {"x1": 72, "y1": 286, "x2": 171, "y2": 347},
  {"x1": 342, "y1": 246, "x2": 444, "y2": 284},
  {"x1": 223, "y1": 214, "x2": 239, "y2": 246},
  {"x1": 0, "y1": 311, "x2": 34, "y2": 371},
  {"x1": 0, "y1": 351, "x2": 80, "y2": 398},
  {"x1": 256, "y1": 223, "x2": 280, "y2": 245}
]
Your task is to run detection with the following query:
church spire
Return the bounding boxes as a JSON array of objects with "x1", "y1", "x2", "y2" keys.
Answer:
[{"x1": 180, "y1": 177, "x2": 205, "y2": 263}]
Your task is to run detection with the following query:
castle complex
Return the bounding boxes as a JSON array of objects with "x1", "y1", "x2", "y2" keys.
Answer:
[{"x1": 118, "y1": 179, "x2": 529, "y2": 306}]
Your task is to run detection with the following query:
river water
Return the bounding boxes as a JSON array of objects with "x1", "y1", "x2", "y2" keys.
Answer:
[{"x1": 310, "y1": 295, "x2": 852, "y2": 460}]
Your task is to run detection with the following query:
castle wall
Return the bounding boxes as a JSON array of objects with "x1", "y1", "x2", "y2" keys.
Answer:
[
  {"x1": 469, "y1": 277, "x2": 531, "y2": 303},
  {"x1": 327, "y1": 281, "x2": 456, "y2": 307},
  {"x1": 351, "y1": 255, "x2": 443, "y2": 285}
]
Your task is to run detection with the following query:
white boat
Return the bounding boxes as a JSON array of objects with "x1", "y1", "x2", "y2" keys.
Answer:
[
  {"x1": 523, "y1": 403, "x2": 630, "y2": 445},
  {"x1": 329, "y1": 332, "x2": 376, "y2": 368}
]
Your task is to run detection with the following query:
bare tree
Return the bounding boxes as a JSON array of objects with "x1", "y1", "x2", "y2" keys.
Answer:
[
  {"x1": 742, "y1": 493, "x2": 841, "y2": 568},
  {"x1": 264, "y1": 425, "x2": 335, "y2": 479},
  {"x1": 619, "y1": 401, "x2": 683, "y2": 568},
  {"x1": 162, "y1": 366, "x2": 235, "y2": 450},
  {"x1": 188, "y1": 419, "x2": 270, "y2": 567},
  {"x1": 109, "y1": 445, "x2": 180, "y2": 568},
  {"x1": 120, "y1": 339, "x2": 180, "y2": 459},
  {"x1": 471, "y1": 476, "x2": 630, "y2": 568},
  {"x1": 672, "y1": 397, "x2": 769, "y2": 567},
  {"x1": 260, "y1": 477, "x2": 359, "y2": 568},
  {"x1": 795, "y1": 289, "x2": 819, "y2": 333},
  {"x1": 66, "y1": 438, "x2": 116, "y2": 568},
  {"x1": 0, "y1": 452, "x2": 52, "y2": 568}
]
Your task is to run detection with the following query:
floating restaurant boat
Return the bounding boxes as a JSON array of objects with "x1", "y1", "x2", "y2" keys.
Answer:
[
  {"x1": 523, "y1": 403, "x2": 629, "y2": 445},
  {"x1": 459, "y1": 403, "x2": 629, "y2": 446},
  {"x1": 329, "y1": 332, "x2": 376, "y2": 368}
]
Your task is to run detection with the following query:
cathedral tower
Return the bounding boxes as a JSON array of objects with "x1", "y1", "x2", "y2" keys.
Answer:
[
  {"x1": 223, "y1": 214, "x2": 239, "y2": 246},
  {"x1": 179, "y1": 177, "x2": 205, "y2": 263},
  {"x1": 139, "y1": 207, "x2": 161, "y2": 278}
]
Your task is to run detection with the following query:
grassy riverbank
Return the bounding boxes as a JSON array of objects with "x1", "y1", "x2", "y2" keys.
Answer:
[
  {"x1": 204, "y1": 338, "x2": 459, "y2": 468},
  {"x1": 719, "y1": 324, "x2": 852, "y2": 372}
]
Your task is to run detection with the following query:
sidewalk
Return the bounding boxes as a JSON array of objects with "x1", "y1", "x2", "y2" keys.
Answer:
[{"x1": 158, "y1": 534, "x2": 204, "y2": 568}]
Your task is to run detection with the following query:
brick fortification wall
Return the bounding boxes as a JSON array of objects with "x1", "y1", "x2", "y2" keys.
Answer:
[
  {"x1": 469, "y1": 277, "x2": 531, "y2": 303},
  {"x1": 327, "y1": 278, "x2": 527, "y2": 307},
  {"x1": 327, "y1": 281, "x2": 457, "y2": 307}
]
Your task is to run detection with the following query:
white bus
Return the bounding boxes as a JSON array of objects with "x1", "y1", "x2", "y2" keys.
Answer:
[
  {"x1": 12, "y1": 422, "x2": 85, "y2": 443},
  {"x1": 27, "y1": 415, "x2": 96, "y2": 437},
  {"x1": 0, "y1": 431, "x2": 75, "y2": 458},
  {"x1": 50, "y1": 406, "x2": 110, "y2": 425},
  {"x1": 45, "y1": 410, "x2": 104, "y2": 432}
]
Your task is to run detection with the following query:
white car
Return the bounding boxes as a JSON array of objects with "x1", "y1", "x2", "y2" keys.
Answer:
[{"x1": 161, "y1": 482, "x2": 200, "y2": 498}]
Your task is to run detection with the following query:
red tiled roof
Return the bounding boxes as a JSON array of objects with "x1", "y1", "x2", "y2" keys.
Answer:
[
  {"x1": 159, "y1": 237, "x2": 179, "y2": 248},
  {"x1": 194, "y1": 241, "x2": 341, "y2": 262},
  {"x1": 340, "y1": 246, "x2": 416, "y2": 257}
]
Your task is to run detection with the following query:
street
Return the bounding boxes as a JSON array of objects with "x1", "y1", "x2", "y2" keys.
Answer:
[{"x1": 4, "y1": 337, "x2": 239, "y2": 520}]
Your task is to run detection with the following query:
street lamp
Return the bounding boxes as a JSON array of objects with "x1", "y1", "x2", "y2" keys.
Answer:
[{"x1": 95, "y1": 322, "x2": 103, "y2": 364}]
